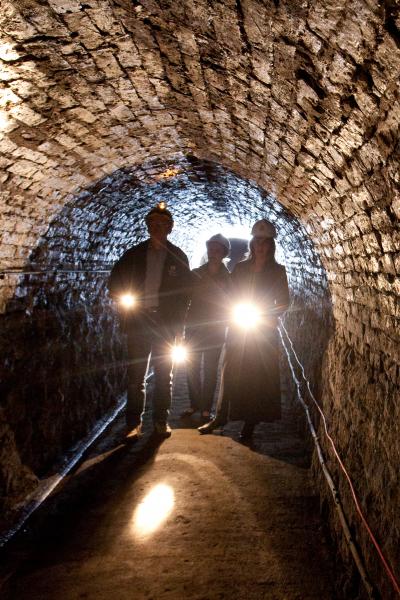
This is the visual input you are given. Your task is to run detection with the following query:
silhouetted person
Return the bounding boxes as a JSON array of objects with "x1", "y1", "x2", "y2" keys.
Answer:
[
  {"x1": 199, "y1": 219, "x2": 289, "y2": 442},
  {"x1": 108, "y1": 203, "x2": 191, "y2": 439},
  {"x1": 181, "y1": 234, "x2": 231, "y2": 420}
]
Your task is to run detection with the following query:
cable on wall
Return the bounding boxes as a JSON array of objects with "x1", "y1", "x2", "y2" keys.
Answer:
[{"x1": 279, "y1": 320, "x2": 400, "y2": 598}]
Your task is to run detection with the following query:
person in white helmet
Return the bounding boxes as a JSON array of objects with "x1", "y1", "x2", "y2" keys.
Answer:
[
  {"x1": 181, "y1": 234, "x2": 231, "y2": 420},
  {"x1": 198, "y1": 219, "x2": 289, "y2": 441}
]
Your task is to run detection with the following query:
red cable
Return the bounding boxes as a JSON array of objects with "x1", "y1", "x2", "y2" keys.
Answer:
[{"x1": 280, "y1": 322, "x2": 400, "y2": 597}]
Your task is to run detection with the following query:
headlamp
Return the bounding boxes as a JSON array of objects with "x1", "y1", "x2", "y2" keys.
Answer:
[
  {"x1": 232, "y1": 302, "x2": 261, "y2": 330},
  {"x1": 119, "y1": 293, "x2": 136, "y2": 309},
  {"x1": 171, "y1": 344, "x2": 188, "y2": 363}
]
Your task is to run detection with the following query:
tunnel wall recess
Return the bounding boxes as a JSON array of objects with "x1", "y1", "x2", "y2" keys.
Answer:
[{"x1": 0, "y1": 1, "x2": 399, "y2": 598}]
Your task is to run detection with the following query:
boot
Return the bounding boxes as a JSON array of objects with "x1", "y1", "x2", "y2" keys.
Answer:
[
  {"x1": 124, "y1": 423, "x2": 143, "y2": 443},
  {"x1": 198, "y1": 417, "x2": 225, "y2": 435},
  {"x1": 239, "y1": 422, "x2": 255, "y2": 441},
  {"x1": 153, "y1": 421, "x2": 172, "y2": 437}
]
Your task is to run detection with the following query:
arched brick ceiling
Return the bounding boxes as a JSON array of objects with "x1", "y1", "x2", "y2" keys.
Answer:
[
  {"x1": 1, "y1": 5, "x2": 399, "y2": 589},
  {"x1": 29, "y1": 157, "x2": 314, "y2": 260},
  {"x1": 1, "y1": 0, "x2": 399, "y2": 236},
  {"x1": 0, "y1": 0, "x2": 399, "y2": 357},
  {"x1": 22, "y1": 157, "x2": 329, "y2": 313}
]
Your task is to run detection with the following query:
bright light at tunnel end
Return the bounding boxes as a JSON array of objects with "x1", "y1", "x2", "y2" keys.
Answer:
[{"x1": 189, "y1": 223, "x2": 251, "y2": 267}]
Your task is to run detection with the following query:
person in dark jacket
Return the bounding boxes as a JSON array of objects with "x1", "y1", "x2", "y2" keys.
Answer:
[
  {"x1": 198, "y1": 219, "x2": 289, "y2": 441},
  {"x1": 108, "y1": 203, "x2": 191, "y2": 439},
  {"x1": 181, "y1": 234, "x2": 231, "y2": 420}
]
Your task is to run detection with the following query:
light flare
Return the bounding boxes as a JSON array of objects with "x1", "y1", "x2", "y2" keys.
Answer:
[
  {"x1": 233, "y1": 302, "x2": 261, "y2": 329},
  {"x1": 119, "y1": 293, "x2": 136, "y2": 309},
  {"x1": 133, "y1": 483, "x2": 174, "y2": 537},
  {"x1": 171, "y1": 344, "x2": 188, "y2": 363}
]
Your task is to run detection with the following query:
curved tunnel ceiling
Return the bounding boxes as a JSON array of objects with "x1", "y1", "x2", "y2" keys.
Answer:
[
  {"x1": 23, "y1": 157, "x2": 330, "y2": 313},
  {"x1": 1, "y1": 1, "x2": 399, "y2": 234},
  {"x1": 0, "y1": 0, "x2": 399, "y2": 359},
  {"x1": 29, "y1": 157, "x2": 318, "y2": 260},
  {"x1": 1, "y1": 5, "x2": 399, "y2": 590}
]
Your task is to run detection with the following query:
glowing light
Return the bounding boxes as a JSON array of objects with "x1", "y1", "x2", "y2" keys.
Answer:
[
  {"x1": 171, "y1": 344, "x2": 188, "y2": 363},
  {"x1": 119, "y1": 293, "x2": 136, "y2": 309},
  {"x1": 156, "y1": 168, "x2": 181, "y2": 180},
  {"x1": 158, "y1": 201, "x2": 166, "y2": 210},
  {"x1": 133, "y1": 484, "x2": 174, "y2": 537},
  {"x1": 233, "y1": 302, "x2": 261, "y2": 329}
]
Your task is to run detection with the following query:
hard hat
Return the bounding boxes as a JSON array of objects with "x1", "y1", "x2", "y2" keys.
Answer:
[
  {"x1": 251, "y1": 219, "x2": 276, "y2": 239},
  {"x1": 206, "y1": 233, "x2": 231, "y2": 253},
  {"x1": 145, "y1": 202, "x2": 173, "y2": 224}
]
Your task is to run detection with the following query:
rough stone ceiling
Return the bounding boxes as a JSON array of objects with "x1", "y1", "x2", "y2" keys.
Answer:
[
  {"x1": 34, "y1": 156, "x2": 310, "y2": 262},
  {"x1": 0, "y1": 0, "x2": 399, "y2": 355},
  {"x1": 19, "y1": 158, "x2": 327, "y2": 313},
  {"x1": 1, "y1": 0, "x2": 399, "y2": 257}
]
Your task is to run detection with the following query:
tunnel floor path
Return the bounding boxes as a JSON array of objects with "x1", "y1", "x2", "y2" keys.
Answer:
[{"x1": 1, "y1": 369, "x2": 342, "y2": 600}]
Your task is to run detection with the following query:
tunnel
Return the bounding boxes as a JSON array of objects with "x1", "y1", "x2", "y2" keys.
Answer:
[{"x1": 0, "y1": 1, "x2": 399, "y2": 598}]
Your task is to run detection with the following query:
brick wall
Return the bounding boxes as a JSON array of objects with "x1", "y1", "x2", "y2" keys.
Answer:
[{"x1": 0, "y1": 1, "x2": 399, "y2": 595}]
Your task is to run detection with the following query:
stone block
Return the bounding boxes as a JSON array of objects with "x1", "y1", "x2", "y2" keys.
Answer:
[
  {"x1": 251, "y1": 49, "x2": 272, "y2": 86},
  {"x1": 92, "y1": 50, "x2": 124, "y2": 79},
  {"x1": 334, "y1": 17, "x2": 365, "y2": 64},
  {"x1": 63, "y1": 14, "x2": 104, "y2": 50},
  {"x1": 375, "y1": 33, "x2": 400, "y2": 82},
  {"x1": 68, "y1": 107, "x2": 98, "y2": 124},
  {"x1": 9, "y1": 104, "x2": 46, "y2": 126},
  {"x1": 176, "y1": 27, "x2": 199, "y2": 57},
  {"x1": 87, "y1": 8, "x2": 123, "y2": 35},
  {"x1": 115, "y1": 36, "x2": 142, "y2": 68},
  {"x1": 154, "y1": 31, "x2": 182, "y2": 66},
  {"x1": 362, "y1": 232, "x2": 381, "y2": 254},
  {"x1": 394, "y1": 253, "x2": 400, "y2": 275},
  {"x1": 47, "y1": 0, "x2": 81, "y2": 14}
]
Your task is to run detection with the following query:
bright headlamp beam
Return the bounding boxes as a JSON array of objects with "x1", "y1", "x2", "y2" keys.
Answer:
[
  {"x1": 233, "y1": 303, "x2": 261, "y2": 329},
  {"x1": 119, "y1": 293, "x2": 136, "y2": 309},
  {"x1": 171, "y1": 345, "x2": 188, "y2": 363}
]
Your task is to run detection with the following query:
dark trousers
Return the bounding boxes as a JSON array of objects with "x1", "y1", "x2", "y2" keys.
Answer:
[
  {"x1": 126, "y1": 317, "x2": 173, "y2": 427},
  {"x1": 215, "y1": 341, "x2": 260, "y2": 426},
  {"x1": 186, "y1": 338, "x2": 223, "y2": 412}
]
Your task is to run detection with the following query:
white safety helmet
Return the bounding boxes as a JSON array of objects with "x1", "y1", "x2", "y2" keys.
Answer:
[
  {"x1": 251, "y1": 219, "x2": 276, "y2": 239},
  {"x1": 206, "y1": 233, "x2": 231, "y2": 254}
]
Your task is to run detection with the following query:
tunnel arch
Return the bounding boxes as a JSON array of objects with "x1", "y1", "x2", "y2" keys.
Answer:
[
  {"x1": 2, "y1": 157, "x2": 332, "y2": 461},
  {"x1": 1, "y1": 0, "x2": 399, "y2": 597},
  {"x1": 1, "y1": 159, "x2": 334, "y2": 548}
]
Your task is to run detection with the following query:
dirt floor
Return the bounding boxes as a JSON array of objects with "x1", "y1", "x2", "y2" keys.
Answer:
[{"x1": 0, "y1": 369, "x2": 343, "y2": 600}]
